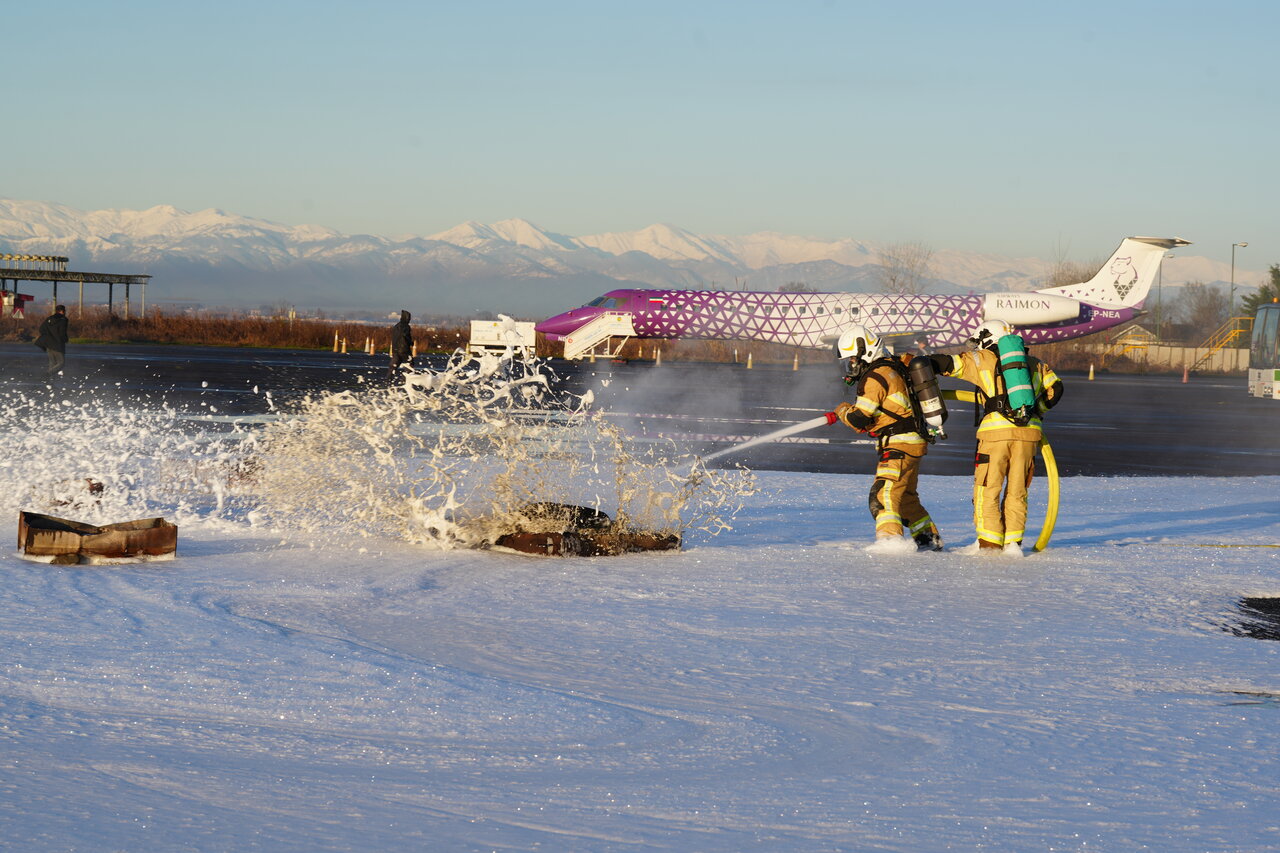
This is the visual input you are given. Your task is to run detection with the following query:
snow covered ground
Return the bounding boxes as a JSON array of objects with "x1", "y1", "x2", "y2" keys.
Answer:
[{"x1": 2, "y1": 380, "x2": 1278, "y2": 851}]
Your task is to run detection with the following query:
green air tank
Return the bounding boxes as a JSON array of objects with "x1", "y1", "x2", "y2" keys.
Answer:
[{"x1": 996, "y1": 333, "x2": 1037, "y2": 412}]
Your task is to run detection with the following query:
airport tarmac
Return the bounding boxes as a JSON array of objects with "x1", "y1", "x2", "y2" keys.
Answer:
[{"x1": 2, "y1": 342, "x2": 1275, "y2": 476}]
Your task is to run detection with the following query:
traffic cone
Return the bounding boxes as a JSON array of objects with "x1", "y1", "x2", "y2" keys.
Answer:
[
  {"x1": 746, "y1": 352, "x2": 754, "y2": 369},
  {"x1": 1088, "y1": 363, "x2": 1094, "y2": 380},
  {"x1": 793, "y1": 352, "x2": 800, "y2": 371},
  {"x1": 655, "y1": 348, "x2": 662, "y2": 366},
  {"x1": 1182, "y1": 364, "x2": 1189, "y2": 383}
]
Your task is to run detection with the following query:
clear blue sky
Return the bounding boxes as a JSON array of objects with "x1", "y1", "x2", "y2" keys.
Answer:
[{"x1": 5, "y1": 0, "x2": 1277, "y2": 266}]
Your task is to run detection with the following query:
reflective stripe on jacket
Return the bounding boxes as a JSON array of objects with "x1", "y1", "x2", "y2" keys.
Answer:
[
  {"x1": 854, "y1": 362, "x2": 927, "y2": 451},
  {"x1": 945, "y1": 349, "x2": 1061, "y2": 441}
]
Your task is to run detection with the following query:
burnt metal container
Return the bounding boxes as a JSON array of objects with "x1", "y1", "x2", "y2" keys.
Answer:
[
  {"x1": 492, "y1": 503, "x2": 680, "y2": 556},
  {"x1": 19, "y1": 511, "x2": 177, "y2": 564}
]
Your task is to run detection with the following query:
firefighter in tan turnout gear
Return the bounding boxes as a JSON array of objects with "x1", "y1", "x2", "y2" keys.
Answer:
[
  {"x1": 932, "y1": 320, "x2": 1064, "y2": 556},
  {"x1": 832, "y1": 326, "x2": 944, "y2": 553}
]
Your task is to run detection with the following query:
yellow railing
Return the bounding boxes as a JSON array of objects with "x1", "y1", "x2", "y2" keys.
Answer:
[
  {"x1": 0, "y1": 253, "x2": 69, "y2": 271},
  {"x1": 1099, "y1": 324, "x2": 1158, "y2": 366},
  {"x1": 1190, "y1": 316, "x2": 1253, "y2": 371}
]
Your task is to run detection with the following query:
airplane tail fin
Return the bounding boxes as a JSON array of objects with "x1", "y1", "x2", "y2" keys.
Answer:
[{"x1": 1035, "y1": 237, "x2": 1191, "y2": 307}]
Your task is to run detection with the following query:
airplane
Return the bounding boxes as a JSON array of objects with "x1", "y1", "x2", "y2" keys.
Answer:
[{"x1": 535, "y1": 236, "x2": 1190, "y2": 357}]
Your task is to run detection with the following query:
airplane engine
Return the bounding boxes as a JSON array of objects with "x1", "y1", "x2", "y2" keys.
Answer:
[{"x1": 982, "y1": 292, "x2": 1082, "y2": 325}]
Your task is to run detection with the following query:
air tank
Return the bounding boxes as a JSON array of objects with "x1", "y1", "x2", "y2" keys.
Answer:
[
  {"x1": 907, "y1": 355, "x2": 948, "y2": 441},
  {"x1": 996, "y1": 333, "x2": 1037, "y2": 418}
]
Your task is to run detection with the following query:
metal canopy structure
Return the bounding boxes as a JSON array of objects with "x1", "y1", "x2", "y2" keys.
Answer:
[{"x1": 0, "y1": 253, "x2": 152, "y2": 318}]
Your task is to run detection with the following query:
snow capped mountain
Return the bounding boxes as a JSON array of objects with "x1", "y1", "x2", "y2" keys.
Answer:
[
  {"x1": 577, "y1": 223, "x2": 741, "y2": 266},
  {"x1": 0, "y1": 198, "x2": 1257, "y2": 315},
  {"x1": 714, "y1": 231, "x2": 877, "y2": 269}
]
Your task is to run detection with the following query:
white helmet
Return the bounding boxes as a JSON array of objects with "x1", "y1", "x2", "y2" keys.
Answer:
[
  {"x1": 969, "y1": 319, "x2": 1014, "y2": 350},
  {"x1": 836, "y1": 325, "x2": 889, "y2": 363}
]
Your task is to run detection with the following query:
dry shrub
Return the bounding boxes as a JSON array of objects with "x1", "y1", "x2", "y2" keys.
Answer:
[{"x1": 2, "y1": 306, "x2": 469, "y2": 354}]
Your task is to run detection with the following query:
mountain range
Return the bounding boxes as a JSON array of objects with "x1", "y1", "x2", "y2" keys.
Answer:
[{"x1": 0, "y1": 198, "x2": 1255, "y2": 318}]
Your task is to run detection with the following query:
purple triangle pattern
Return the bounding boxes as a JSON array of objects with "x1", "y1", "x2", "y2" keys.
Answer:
[
  {"x1": 628, "y1": 290, "x2": 985, "y2": 349},
  {"x1": 585, "y1": 288, "x2": 1141, "y2": 351}
]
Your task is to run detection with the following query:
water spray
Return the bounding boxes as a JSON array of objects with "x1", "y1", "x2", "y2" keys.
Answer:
[{"x1": 699, "y1": 412, "x2": 842, "y2": 464}]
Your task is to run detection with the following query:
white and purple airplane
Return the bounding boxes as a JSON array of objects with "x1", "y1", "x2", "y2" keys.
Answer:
[{"x1": 535, "y1": 236, "x2": 1189, "y2": 356}]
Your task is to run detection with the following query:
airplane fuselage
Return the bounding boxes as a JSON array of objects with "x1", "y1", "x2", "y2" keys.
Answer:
[{"x1": 536, "y1": 287, "x2": 1137, "y2": 350}]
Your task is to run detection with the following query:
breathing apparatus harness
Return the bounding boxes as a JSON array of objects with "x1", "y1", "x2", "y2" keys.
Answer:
[
  {"x1": 972, "y1": 340, "x2": 1038, "y2": 428},
  {"x1": 845, "y1": 355, "x2": 934, "y2": 446}
]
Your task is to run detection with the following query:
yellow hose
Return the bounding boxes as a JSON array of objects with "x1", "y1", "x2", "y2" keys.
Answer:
[
  {"x1": 942, "y1": 389, "x2": 1059, "y2": 552},
  {"x1": 1033, "y1": 437, "x2": 1059, "y2": 553}
]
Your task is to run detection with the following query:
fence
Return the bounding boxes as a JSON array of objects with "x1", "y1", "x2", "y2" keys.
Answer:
[{"x1": 1079, "y1": 343, "x2": 1248, "y2": 373}]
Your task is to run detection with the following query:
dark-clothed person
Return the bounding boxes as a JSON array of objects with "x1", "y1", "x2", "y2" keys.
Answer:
[
  {"x1": 389, "y1": 310, "x2": 414, "y2": 378},
  {"x1": 34, "y1": 305, "x2": 70, "y2": 377}
]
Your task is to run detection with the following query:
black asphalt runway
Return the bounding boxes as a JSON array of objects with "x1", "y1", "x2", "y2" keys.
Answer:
[{"x1": 3, "y1": 342, "x2": 1276, "y2": 476}]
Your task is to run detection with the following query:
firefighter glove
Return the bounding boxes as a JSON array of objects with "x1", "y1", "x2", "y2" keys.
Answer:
[{"x1": 834, "y1": 401, "x2": 858, "y2": 429}]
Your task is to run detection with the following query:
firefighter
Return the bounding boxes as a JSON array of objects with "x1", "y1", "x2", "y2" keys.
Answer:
[
  {"x1": 931, "y1": 320, "x2": 1064, "y2": 555},
  {"x1": 832, "y1": 325, "x2": 943, "y2": 553}
]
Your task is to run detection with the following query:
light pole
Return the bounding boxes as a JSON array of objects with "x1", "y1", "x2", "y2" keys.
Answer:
[
  {"x1": 1157, "y1": 252, "x2": 1175, "y2": 336},
  {"x1": 1230, "y1": 241, "x2": 1248, "y2": 316}
]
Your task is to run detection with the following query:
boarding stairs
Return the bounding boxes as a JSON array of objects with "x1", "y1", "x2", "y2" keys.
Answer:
[
  {"x1": 1189, "y1": 316, "x2": 1253, "y2": 372},
  {"x1": 563, "y1": 312, "x2": 637, "y2": 360},
  {"x1": 1099, "y1": 324, "x2": 1157, "y2": 366}
]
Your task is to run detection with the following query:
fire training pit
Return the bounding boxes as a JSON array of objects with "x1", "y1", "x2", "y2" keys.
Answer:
[{"x1": 492, "y1": 503, "x2": 680, "y2": 556}]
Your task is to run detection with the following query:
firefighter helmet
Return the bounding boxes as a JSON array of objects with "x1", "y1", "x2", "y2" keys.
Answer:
[
  {"x1": 969, "y1": 319, "x2": 1015, "y2": 350},
  {"x1": 836, "y1": 325, "x2": 889, "y2": 363}
]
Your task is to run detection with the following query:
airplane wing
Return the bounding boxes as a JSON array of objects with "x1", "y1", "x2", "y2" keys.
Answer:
[{"x1": 820, "y1": 326, "x2": 952, "y2": 351}]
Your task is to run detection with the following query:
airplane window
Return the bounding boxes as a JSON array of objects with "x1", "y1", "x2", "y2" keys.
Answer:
[
  {"x1": 871, "y1": 307, "x2": 879, "y2": 315},
  {"x1": 601, "y1": 298, "x2": 618, "y2": 309},
  {"x1": 587, "y1": 297, "x2": 606, "y2": 307},
  {"x1": 833, "y1": 306, "x2": 842, "y2": 314},
  {"x1": 816, "y1": 306, "x2": 825, "y2": 315},
  {"x1": 797, "y1": 306, "x2": 807, "y2": 314},
  {"x1": 852, "y1": 307, "x2": 859, "y2": 316}
]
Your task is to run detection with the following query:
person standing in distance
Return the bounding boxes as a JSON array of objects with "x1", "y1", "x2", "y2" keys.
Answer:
[
  {"x1": 832, "y1": 325, "x2": 944, "y2": 553},
  {"x1": 389, "y1": 310, "x2": 414, "y2": 379},
  {"x1": 34, "y1": 304, "x2": 69, "y2": 378}
]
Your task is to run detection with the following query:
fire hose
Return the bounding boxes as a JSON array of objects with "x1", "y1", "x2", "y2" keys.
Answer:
[
  {"x1": 943, "y1": 389, "x2": 1058, "y2": 553},
  {"x1": 700, "y1": 393, "x2": 1060, "y2": 552}
]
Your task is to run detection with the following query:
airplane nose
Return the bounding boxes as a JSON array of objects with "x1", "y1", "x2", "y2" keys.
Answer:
[
  {"x1": 534, "y1": 314, "x2": 563, "y2": 335},
  {"x1": 535, "y1": 311, "x2": 575, "y2": 338},
  {"x1": 536, "y1": 309, "x2": 596, "y2": 338}
]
